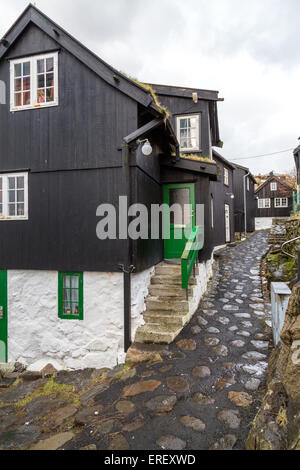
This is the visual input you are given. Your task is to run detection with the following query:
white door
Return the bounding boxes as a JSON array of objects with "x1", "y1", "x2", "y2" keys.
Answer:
[{"x1": 225, "y1": 204, "x2": 230, "y2": 243}]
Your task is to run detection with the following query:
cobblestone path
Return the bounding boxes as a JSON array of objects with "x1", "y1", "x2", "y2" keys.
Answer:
[{"x1": 0, "y1": 231, "x2": 272, "y2": 450}]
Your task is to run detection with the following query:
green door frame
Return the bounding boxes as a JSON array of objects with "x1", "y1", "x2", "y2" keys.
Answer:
[
  {"x1": 163, "y1": 183, "x2": 196, "y2": 259},
  {"x1": 0, "y1": 271, "x2": 7, "y2": 363}
]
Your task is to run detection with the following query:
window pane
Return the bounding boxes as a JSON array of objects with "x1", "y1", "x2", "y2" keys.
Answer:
[
  {"x1": 8, "y1": 178, "x2": 15, "y2": 190},
  {"x1": 72, "y1": 289, "x2": 79, "y2": 303},
  {"x1": 38, "y1": 90, "x2": 45, "y2": 103},
  {"x1": 37, "y1": 59, "x2": 44, "y2": 74},
  {"x1": 46, "y1": 88, "x2": 54, "y2": 102},
  {"x1": 14, "y1": 63, "x2": 21, "y2": 77},
  {"x1": 8, "y1": 204, "x2": 15, "y2": 216},
  {"x1": 15, "y1": 78, "x2": 22, "y2": 92},
  {"x1": 71, "y1": 276, "x2": 79, "y2": 289},
  {"x1": 46, "y1": 73, "x2": 54, "y2": 87},
  {"x1": 23, "y1": 62, "x2": 30, "y2": 76},
  {"x1": 8, "y1": 191, "x2": 15, "y2": 203},
  {"x1": 72, "y1": 304, "x2": 79, "y2": 316},
  {"x1": 23, "y1": 92, "x2": 31, "y2": 106},
  {"x1": 17, "y1": 176, "x2": 24, "y2": 189},
  {"x1": 63, "y1": 276, "x2": 71, "y2": 288},
  {"x1": 15, "y1": 93, "x2": 22, "y2": 107},
  {"x1": 17, "y1": 204, "x2": 24, "y2": 216},
  {"x1": 63, "y1": 302, "x2": 71, "y2": 315},
  {"x1": 46, "y1": 58, "x2": 54, "y2": 72},
  {"x1": 23, "y1": 77, "x2": 30, "y2": 91},
  {"x1": 38, "y1": 74, "x2": 45, "y2": 88},
  {"x1": 17, "y1": 190, "x2": 24, "y2": 202},
  {"x1": 180, "y1": 119, "x2": 188, "y2": 129}
]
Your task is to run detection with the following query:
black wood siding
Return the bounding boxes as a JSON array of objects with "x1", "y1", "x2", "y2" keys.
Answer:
[
  {"x1": 211, "y1": 158, "x2": 234, "y2": 246},
  {"x1": 151, "y1": 94, "x2": 212, "y2": 157},
  {"x1": 233, "y1": 168, "x2": 256, "y2": 233},
  {"x1": 0, "y1": 23, "x2": 142, "y2": 272}
]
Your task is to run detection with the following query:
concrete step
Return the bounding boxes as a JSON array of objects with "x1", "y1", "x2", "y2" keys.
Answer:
[
  {"x1": 148, "y1": 286, "x2": 193, "y2": 298},
  {"x1": 155, "y1": 264, "x2": 200, "y2": 276},
  {"x1": 155, "y1": 265, "x2": 181, "y2": 276},
  {"x1": 151, "y1": 275, "x2": 197, "y2": 286},
  {"x1": 146, "y1": 297, "x2": 190, "y2": 312},
  {"x1": 135, "y1": 324, "x2": 182, "y2": 344},
  {"x1": 143, "y1": 312, "x2": 188, "y2": 328}
]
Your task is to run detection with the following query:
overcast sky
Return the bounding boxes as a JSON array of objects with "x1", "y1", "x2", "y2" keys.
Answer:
[{"x1": 0, "y1": 0, "x2": 299, "y2": 175}]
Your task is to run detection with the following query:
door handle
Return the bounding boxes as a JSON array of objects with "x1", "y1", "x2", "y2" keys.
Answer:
[{"x1": 0, "y1": 306, "x2": 3, "y2": 320}]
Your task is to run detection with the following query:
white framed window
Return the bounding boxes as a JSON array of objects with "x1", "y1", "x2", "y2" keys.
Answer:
[
  {"x1": 247, "y1": 177, "x2": 250, "y2": 191},
  {"x1": 0, "y1": 172, "x2": 28, "y2": 220},
  {"x1": 270, "y1": 182, "x2": 277, "y2": 191},
  {"x1": 211, "y1": 195, "x2": 214, "y2": 228},
  {"x1": 10, "y1": 52, "x2": 58, "y2": 112},
  {"x1": 258, "y1": 198, "x2": 271, "y2": 209},
  {"x1": 176, "y1": 114, "x2": 200, "y2": 152},
  {"x1": 224, "y1": 168, "x2": 229, "y2": 186},
  {"x1": 275, "y1": 198, "x2": 288, "y2": 208}
]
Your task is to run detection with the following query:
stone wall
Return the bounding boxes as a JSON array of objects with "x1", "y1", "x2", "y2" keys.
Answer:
[
  {"x1": 7, "y1": 268, "x2": 153, "y2": 371},
  {"x1": 246, "y1": 282, "x2": 300, "y2": 450}
]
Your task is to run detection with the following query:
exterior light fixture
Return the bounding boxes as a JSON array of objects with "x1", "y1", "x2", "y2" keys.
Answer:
[
  {"x1": 138, "y1": 139, "x2": 153, "y2": 156},
  {"x1": 226, "y1": 193, "x2": 235, "y2": 200}
]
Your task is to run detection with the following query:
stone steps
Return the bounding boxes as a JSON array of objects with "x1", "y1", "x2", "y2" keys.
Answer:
[
  {"x1": 143, "y1": 312, "x2": 188, "y2": 328},
  {"x1": 146, "y1": 297, "x2": 189, "y2": 312},
  {"x1": 135, "y1": 324, "x2": 182, "y2": 344},
  {"x1": 134, "y1": 260, "x2": 199, "y2": 344},
  {"x1": 148, "y1": 285, "x2": 193, "y2": 298}
]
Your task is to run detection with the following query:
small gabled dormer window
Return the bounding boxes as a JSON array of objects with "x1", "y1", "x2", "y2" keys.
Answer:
[
  {"x1": 176, "y1": 114, "x2": 200, "y2": 152},
  {"x1": 10, "y1": 52, "x2": 58, "y2": 111},
  {"x1": 270, "y1": 182, "x2": 277, "y2": 191}
]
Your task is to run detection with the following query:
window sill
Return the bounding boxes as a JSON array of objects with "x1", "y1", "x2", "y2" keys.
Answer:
[
  {"x1": 10, "y1": 102, "x2": 59, "y2": 112},
  {"x1": 0, "y1": 217, "x2": 28, "y2": 221}
]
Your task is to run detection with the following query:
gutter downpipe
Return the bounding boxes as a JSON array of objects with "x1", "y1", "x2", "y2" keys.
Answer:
[
  {"x1": 243, "y1": 172, "x2": 250, "y2": 237},
  {"x1": 121, "y1": 141, "x2": 134, "y2": 353}
]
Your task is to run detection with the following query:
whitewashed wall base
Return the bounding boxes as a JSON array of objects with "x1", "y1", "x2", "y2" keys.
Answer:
[{"x1": 7, "y1": 267, "x2": 155, "y2": 371}]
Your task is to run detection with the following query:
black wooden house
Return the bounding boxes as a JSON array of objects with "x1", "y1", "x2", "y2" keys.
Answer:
[
  {"x1": 0, "y1": 5, "x2": 241, "y2": 370},
  {"x1": 255, "y1": 175, "x2": 293, "y2": 221}
]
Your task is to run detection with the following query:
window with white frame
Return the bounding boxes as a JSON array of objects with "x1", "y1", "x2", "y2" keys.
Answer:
[
  {"x1": 224, "y1": 168, "x2": 229, "y2": 186},
  {"x1": 247, "y1": 177, "x2": 250, "y2": 191},
  {"x1": 0, "y1": 173, "x2": 28, "y2": 220},
  {"x1": 10, "y1": 52, "x2": 58, "y2": 111},
  {"x1": 176, "y1": 115, "x2": 200, "y2": 152},
  {"x1": 275, "y1": 198, "x2": 288, "y2": 208},
  {"x1": 258, "y1": 198, "x2": 271, "y2": 209},
  {"x1": 270, "y1": 182, "x2": 277, "y2": 191}
]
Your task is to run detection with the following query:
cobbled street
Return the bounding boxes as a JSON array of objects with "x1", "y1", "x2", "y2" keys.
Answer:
[{"x1": 0, "y1": 231, "x2": 272, "y2": 450}]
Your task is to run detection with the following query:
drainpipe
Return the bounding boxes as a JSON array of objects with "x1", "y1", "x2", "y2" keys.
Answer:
[
  {"x1": 120, "y1": 142, "x2": 134, "y2": 353},
  {"x1": 243, "y1": 172, "x2": 250, "y2": 237}
]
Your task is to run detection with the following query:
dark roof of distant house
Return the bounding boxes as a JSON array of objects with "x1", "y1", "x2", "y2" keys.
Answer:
[
  {"x1": 149, "y1": 83, "x2": 220, "y2": 101},
  {"x1": 212, "y1": 150, "x2": 236, "y2": 170},
  {"x1": 0, "y1": 4, "x2": 156, "y2": 110},
  {"x1": 255, "y1": 175, "x2": 294, "y2": 194}
]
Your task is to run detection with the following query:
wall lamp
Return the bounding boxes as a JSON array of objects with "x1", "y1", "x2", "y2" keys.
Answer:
[
  {"x1": 226, "y1": 193, "x2": 235, "y2": 200},
  {"x1": 137, "y1": 139, "x2": 153, "y2": 156}
]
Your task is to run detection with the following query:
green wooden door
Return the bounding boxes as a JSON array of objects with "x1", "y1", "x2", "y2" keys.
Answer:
[
  {"x1": 0, "y1": 271, "x2": 7, "y2": 363},
  {"x1": 163, "y1": 183, "x2": 196, "y2": 259}
]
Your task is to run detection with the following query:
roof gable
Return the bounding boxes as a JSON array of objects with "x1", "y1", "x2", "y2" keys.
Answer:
[
  {"x1": 255, "y1": 175, "x2": 294, "y2": 194},
  {"x1": 0, "y1": 4, "x2": 153, "y2": 109}
]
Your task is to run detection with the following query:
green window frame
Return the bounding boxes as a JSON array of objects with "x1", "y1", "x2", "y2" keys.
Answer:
[{"x1": 58, "y1": 272, "x2": 83, "y2": 320}]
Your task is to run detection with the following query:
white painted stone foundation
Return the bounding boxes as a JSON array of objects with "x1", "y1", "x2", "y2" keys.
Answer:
[
  {"x1": 188, "y1": 255, "x2": 214, "y2": 320},
  {"x1": 7, "y1": 268, "x2": 153, "y2": 371},
  {"x1": 255, "y1": 217, "x2": 273, "y2": 231}
]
